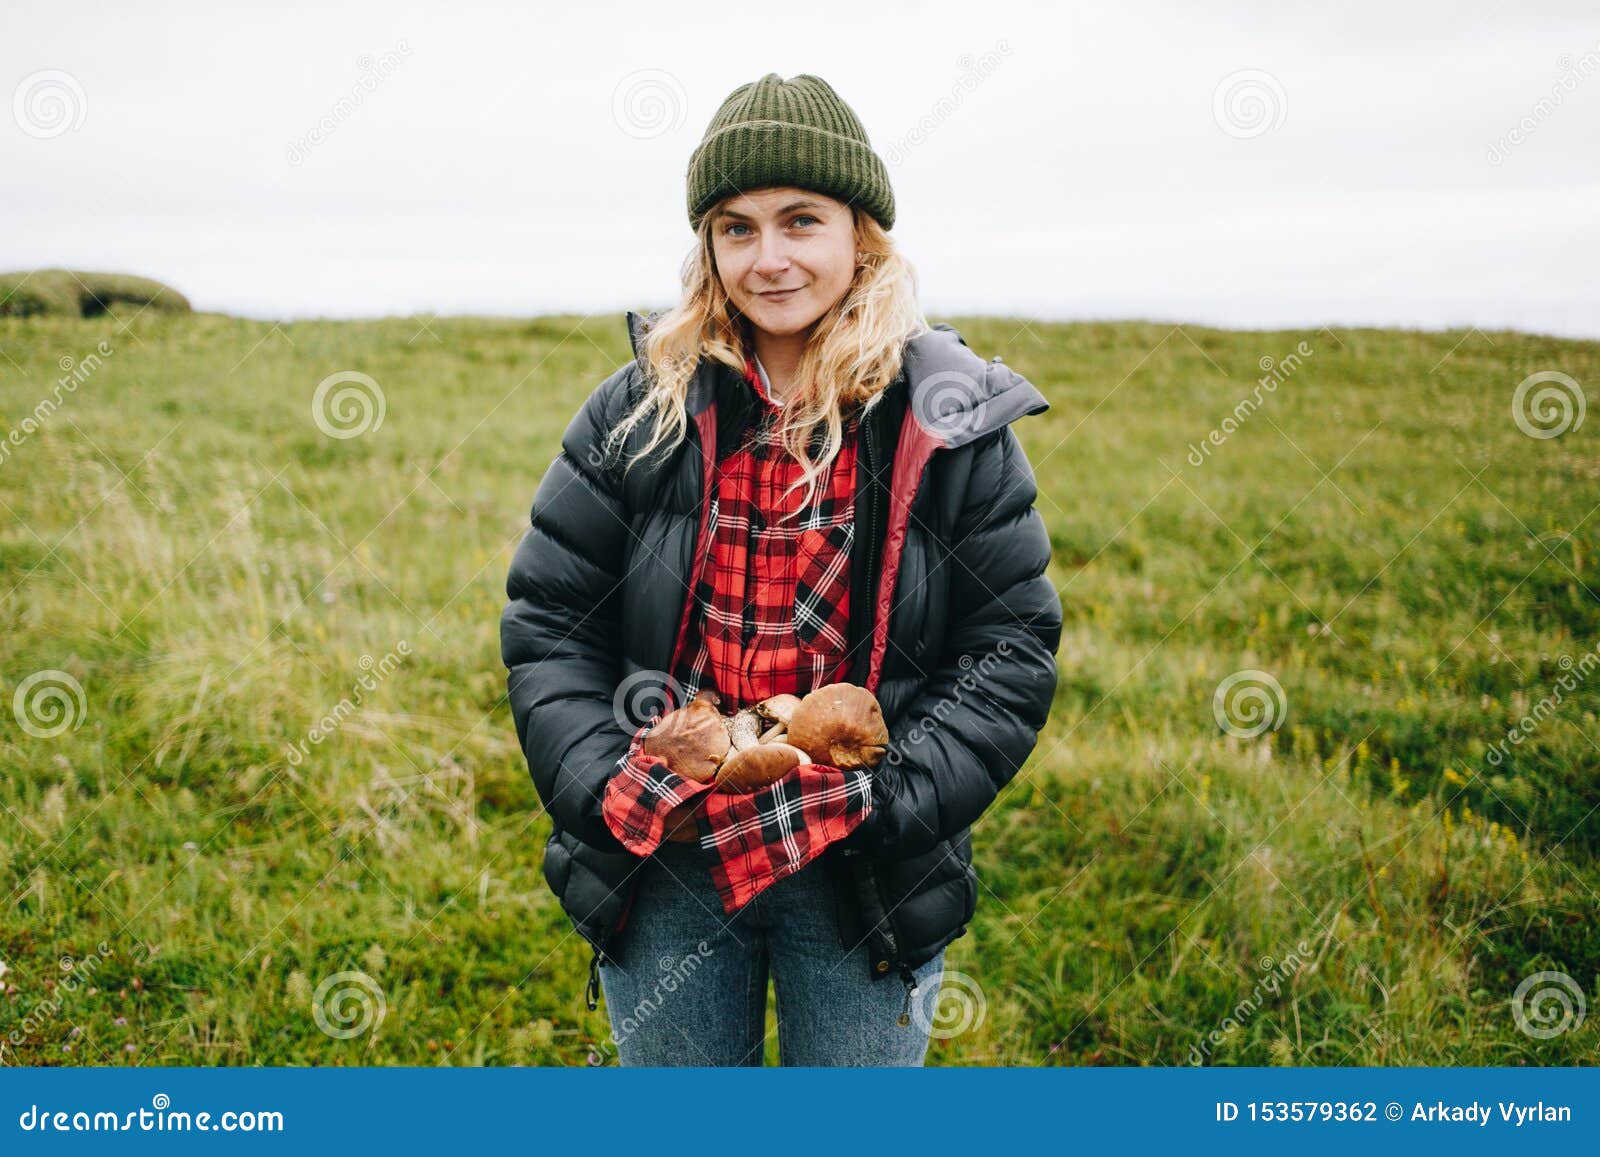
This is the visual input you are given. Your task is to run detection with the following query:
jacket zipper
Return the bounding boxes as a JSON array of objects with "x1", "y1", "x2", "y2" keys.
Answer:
[
  {"x1": 860, "y1": 413, "x2": 881, "y2": 681},
  {"x1": 585, "y1": 942, "x2": 603, "y2": 1011},
  {"x1": 584, "y1": 878, "x2": 639, "y2": 1010},
  {"x1": 875, "y1": 873, "x2": 919, "y2": 1026},
  {"x1": 897, "y1": 963, "x2": 919, "y2": 1027},
  {"x1": 859, "y1": 402, "x2": 918, "y2": 1008}
]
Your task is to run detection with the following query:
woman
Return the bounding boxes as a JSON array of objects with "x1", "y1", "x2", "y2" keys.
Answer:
[{"x1": 501, "y1": 72, "x2": 1061, "y2": 1065}]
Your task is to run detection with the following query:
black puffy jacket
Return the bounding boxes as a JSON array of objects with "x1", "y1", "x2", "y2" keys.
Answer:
[{"x1": 501, "y1": 312, "x2": 1062, "y2": 1013}]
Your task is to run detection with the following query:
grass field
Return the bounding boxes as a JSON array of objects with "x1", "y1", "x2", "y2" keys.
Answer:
[{"x1": 1, "y1": 308, "x2": 1597, "y2": 1065}]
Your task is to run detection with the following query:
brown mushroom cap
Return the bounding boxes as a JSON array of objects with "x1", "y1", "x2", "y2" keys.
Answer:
[
  {"x1": 714, "y1": 742, "x2": 810, "y2": 793},
  {"x1": 785, "y1": 682, "x2": 889, "y2": 771},
  {"x1": 642, "y1": 692, "x2": 733, "y2": 783},
  {"x1": 755, "y1": 693, "x2": 803, "y2": 727}
]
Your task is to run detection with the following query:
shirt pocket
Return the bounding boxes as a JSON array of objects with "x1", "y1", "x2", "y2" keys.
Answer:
[{"x1": 793, "y1": 520, "x2": 854, "y2": 656}]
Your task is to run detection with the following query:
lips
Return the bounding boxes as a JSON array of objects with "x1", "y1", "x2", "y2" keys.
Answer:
[{"x1": 757, "y1": 287, "x2": 801, "y2": 301}]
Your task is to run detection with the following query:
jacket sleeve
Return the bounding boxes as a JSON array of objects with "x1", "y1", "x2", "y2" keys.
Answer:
[
  {"x1": 855, "y1": 424, "x2": 1062, "y2": 860},
  {"x1": 500, "y1": 365, "x2": 642, "y2": 854}
]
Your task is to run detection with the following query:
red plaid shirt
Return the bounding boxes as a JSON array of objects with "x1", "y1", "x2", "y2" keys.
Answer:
[
  {"x1": 602, "y1": 348, "x2": 874, "y2": 914},
  {"x1": 675, "y1": 350, "x2": 858, "y2": 701}
]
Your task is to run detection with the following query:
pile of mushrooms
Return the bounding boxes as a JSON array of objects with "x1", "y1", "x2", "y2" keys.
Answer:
[{"x1": 643, "y1": 682, "x2": 889, "y2": 794}]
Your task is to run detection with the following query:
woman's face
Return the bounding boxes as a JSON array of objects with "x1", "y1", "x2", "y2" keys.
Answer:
[{"x1": 709, "y1": 187, "x2": 857, "y2": 339}]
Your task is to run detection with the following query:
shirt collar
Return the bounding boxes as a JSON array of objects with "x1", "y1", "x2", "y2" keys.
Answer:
[
  {"x1": 740, "y1": 345, "x2": 784, "y2": 410},
  {"x1": 752, "y1": 356, "x2": 783, "y2": 408}
]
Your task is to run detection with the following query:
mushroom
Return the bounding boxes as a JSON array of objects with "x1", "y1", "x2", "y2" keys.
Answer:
[
  {"x1": 726, "y1": 708, "x2": 764, "y2": 751},
  {"x1": 785, "y1": 682, "x2": 889, "y2": 771},
  {"x1": 642, "y1": 689, "x2": 732, "y2": 783},
  {"x1": 715, "y1": 742, "x2": 812, "y2": 793},
  {"x1": 639, "y1": 681, "x2": 889, "y2": 793},
  {"x1": 755, "y1": 693, "x2": 803, "y2": 727}
]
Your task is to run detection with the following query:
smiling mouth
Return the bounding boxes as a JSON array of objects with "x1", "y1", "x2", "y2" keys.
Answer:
[{"x1": 757, "y1": 287, "x2": 802, "y2": 299}]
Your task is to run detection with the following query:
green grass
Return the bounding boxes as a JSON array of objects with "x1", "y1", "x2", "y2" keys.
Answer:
[{"x1": 1, "y1": 308, "x2": 1597, "y2": 1065}]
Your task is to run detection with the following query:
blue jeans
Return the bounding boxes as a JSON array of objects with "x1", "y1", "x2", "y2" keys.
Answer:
[{"x1": 597, "y1": 839, "x2": 946, "y2": 1066}]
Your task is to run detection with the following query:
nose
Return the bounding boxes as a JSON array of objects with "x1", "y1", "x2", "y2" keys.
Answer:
[{"x1": 750, "y1": 234, "x2": 791, "y2": 283}]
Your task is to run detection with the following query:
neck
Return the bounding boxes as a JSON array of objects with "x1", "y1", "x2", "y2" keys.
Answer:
[{"x1": 751, "y1": 326, "x2": 812, "y2": 401}]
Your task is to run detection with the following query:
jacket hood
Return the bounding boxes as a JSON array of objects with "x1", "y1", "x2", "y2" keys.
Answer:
[{"x1": 624, "y1": 310, "x2": 1047, "y2": 449}]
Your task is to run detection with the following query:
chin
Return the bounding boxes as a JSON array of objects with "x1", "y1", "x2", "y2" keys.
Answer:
[{"x1": 743, "y1": 301, "x2": 822, "y2": 336}]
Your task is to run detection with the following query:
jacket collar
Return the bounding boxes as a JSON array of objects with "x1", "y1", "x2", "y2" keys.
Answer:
[{"x1": 624, "y1": 310, "x2": 1048, "y2": 448}]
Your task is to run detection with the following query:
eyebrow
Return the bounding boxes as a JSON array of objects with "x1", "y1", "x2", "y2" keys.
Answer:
[{"x1": 715, "y1": 200, "x2": 825, "y2": 222}]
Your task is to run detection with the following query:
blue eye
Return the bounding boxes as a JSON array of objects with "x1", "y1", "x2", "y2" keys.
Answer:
[
  {"x1": 724, "y1": 222, "x2": 750, "y2": 236},
  {"x1": 792, "y1": 215, "x2": 817, "y2": 227}
]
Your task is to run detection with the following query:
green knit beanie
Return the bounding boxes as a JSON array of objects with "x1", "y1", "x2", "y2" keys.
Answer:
[{"x1": 686, "y1": 73, "x2": 895, "y2": 232}]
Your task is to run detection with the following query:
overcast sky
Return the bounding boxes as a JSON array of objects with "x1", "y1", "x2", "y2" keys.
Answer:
[{"x1": 4, "y1": 0, "x2": 1597, "y2": 337}]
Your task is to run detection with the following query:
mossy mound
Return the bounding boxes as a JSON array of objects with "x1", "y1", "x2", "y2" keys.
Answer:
[{"x1": 0, "y1": 268, "x2": 192, "y2": 318}]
